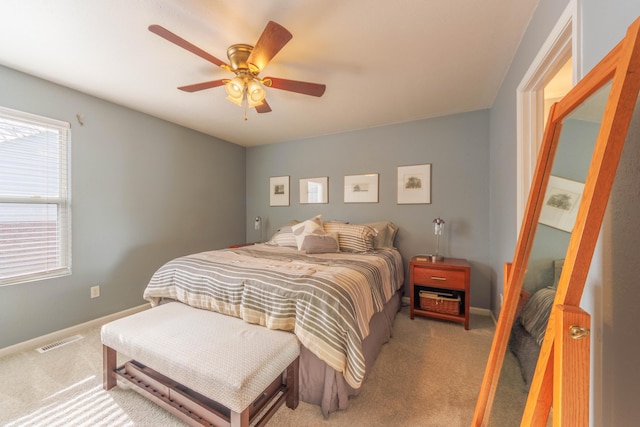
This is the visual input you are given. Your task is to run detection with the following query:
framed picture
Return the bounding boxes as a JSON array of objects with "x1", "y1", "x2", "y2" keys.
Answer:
[
  {"x1": 397, "y1": 164, "x2": 431, "y2": 204},
  {"x1": 539, "y1": 175, "x2": 585, "y2": 232},
  {"x1": 269, "y1": 176, "x2": 290, "y2": 206},
  {"x1": 299, "y1": 177, "x2": 328, "y2": 204},
  {"x1": 344, "y1": 174, "x2": 379, "y2": 203}
]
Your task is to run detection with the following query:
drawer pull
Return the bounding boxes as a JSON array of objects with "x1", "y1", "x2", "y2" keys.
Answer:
[{"x1": 431, "y1": 276, "x2": 446, "y2": 281}]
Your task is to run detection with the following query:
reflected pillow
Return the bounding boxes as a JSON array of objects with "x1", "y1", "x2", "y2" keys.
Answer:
[
  {"x1": 551, "y1": 258, "x2": 565, "y2": 289},
  {"x1": 519, "y1": 287, "x2": 556, "y2": 345}
]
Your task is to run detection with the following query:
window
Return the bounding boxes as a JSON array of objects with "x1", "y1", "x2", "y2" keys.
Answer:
[{"x1": 0, "y1": 106, "x2": 71, "y2": 286}]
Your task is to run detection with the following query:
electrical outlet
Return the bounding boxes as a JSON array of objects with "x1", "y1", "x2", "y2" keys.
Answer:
[
  {"x1": 91, "y1": 285, "x2": 100, "y2": 299},
  {"x1": 500, "y1": 292, "x2": 504, "y2": 307}
]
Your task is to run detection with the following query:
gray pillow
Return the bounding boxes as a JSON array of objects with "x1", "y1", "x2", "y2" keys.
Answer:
[{"x1": 300, "y1": 233, "x2": 340, "y2": 254}]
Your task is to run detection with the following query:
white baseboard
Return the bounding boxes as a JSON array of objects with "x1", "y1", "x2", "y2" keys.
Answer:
[
  {"x1": 0, "y1": 303, "x2": 150, "y2": 358},
  {"x1": 470, "y1": 306, "x2": 493, "y2": 318}
]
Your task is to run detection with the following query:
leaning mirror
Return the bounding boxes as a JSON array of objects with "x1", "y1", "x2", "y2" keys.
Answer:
[
  {"x1": 488, "y1": 81, "x2": 612, "y2": 426},
  {"x1": 474, "y1": 17, "x2": 640, "y2": 426}
]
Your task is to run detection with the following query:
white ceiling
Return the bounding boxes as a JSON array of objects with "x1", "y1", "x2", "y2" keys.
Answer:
[{"x1": 0, "y1": 0, "x2": 539, "y2": 147}]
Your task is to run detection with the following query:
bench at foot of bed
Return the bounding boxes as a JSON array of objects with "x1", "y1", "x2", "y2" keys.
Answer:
[{"x1": 101, "y1": 302, "x2": 300, "y2": 427}]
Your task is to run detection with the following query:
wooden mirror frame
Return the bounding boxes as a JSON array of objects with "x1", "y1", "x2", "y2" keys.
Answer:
[{"x1": 473, "y1": 17, "x2": 640, "y2": 426}]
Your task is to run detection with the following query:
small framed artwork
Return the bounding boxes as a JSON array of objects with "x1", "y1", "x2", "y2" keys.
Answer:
[
  {"x1": 344, "y1": 174, "x2": 379, "y2": 203},
  {"x1": 539, "y1": 175, "x2": 584, "y2": 233},
  {"x1": 269, "y1": 176, "x2": 290, "y2": 206},
  {"x1": 397, "y1": 164, "x2": 431, "y2": 204},
  {"x1": 300, "y1": 177, "x2": 328, "y2": 204}
]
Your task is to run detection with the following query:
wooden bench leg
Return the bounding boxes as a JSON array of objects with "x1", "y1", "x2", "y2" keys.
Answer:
[
  {"x1": 230, "y1": 407, "x2": 250, "y2": 427},
  {"x1": 103, "y1": 345, "x2": 117, "y2": 390},
  {"x1": 286, "y1": 356, "x2": 299, "y2": 409}
]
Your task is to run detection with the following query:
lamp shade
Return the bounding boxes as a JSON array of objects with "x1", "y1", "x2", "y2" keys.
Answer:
[
  {"x1": 246, "y1": 80, "x2": 266, "y2": 107},
  {"x1": 225, "y1": 76, "x2": 245, "y2": 106}
]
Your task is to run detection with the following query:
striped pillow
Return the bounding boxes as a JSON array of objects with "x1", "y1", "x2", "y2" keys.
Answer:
[
  {"x1": 362, "y1": 221, "x2": 399, "y2": 249},
  {"x1": 268, "y1": 221, "x2": 300, "y2": 247},
  {"x1": 323, "y1": 222, "x2": 377, "y2": 253}
]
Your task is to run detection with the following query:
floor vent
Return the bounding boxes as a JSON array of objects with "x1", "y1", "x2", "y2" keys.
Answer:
[{"x1": 36, "y1": 334, "x2": 84, "y2": 353}]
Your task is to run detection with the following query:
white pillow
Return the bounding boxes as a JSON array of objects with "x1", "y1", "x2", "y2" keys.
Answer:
[{"x1": 291, "y1": 215, "x2": 325, "y2": 251}]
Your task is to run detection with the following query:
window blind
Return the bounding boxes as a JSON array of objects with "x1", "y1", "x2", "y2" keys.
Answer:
[{"x1": 0, "y1": 106, "x2": 71, "y2": 286}]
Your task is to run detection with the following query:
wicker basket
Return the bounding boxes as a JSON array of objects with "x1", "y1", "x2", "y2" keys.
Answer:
[{"x1": 419, "y1": 290, "x2": 461, "y2": 315}]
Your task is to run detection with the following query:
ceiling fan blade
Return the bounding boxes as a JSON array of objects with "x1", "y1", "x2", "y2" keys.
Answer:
[
  {"x1": 255, "y1": 100, "x2": 272, "y2": 114},
  {"x1": 149, "y1": 24, "x2": 230, "y2": 69},
  {"x1": 178, "y1": 79, "x2": 227, "y2": 92},
  {"x1": 263, "y1": 77, "x2": 326, "y2": 97},
  {"x1": 247, "y1": 21, "x2": 293, "y2": 72}
]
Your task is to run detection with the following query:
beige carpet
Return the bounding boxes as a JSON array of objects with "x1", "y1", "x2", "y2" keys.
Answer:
[{"x1": 0, "y1": 307, "x2": 529, "y2": 426}]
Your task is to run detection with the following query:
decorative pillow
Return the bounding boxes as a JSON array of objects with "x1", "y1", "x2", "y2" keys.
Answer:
[
  {"x1": 291, "y1": 215, "x2": 324, "y2": 250},
  {"x1": 362, "y1": 221, "x2": 399, "y2": 249},
  {"x1": 519, "y1": 287, "x2": 557, "y2": 345},
  {"x1": 323, "y1": 222, "x2": 377, "y2": 253},
  {"x1": 267, "y1": 220, "x2": 299, "y2": 247},
  {"x1": 300, "y1": 232, "x2": 339, "y2": 254}
]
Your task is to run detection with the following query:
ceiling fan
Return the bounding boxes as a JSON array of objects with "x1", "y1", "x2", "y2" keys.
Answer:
[{"x1": 148, "y1": 21, "x2": 326, "y2": 119}]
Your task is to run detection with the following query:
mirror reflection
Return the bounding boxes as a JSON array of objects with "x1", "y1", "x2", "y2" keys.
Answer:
[
  {"x1": 489, "y1": 81, "x2": 613, "y2": 425},
  {"x1": 299, "y1": 177, "x2": 329, "y2": 204}
]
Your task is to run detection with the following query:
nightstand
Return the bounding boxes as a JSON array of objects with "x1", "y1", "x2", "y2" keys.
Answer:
[{"x1": 409, "y1": 256, "x2": 471, "y2": 329}]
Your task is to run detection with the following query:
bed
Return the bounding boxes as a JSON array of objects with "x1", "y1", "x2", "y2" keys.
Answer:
[{"x1": 142, "y1": 217, "x2": 404, "y2": 417}]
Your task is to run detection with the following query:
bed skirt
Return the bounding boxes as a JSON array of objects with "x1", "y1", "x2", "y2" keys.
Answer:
[{"x1": 300, "y1": 291, "x2": 402, "y2": 417}]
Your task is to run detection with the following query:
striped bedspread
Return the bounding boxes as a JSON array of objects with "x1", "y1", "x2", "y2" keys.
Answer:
[{"x1": 143, "y1": 244, "x2": 404, "y2": 389}]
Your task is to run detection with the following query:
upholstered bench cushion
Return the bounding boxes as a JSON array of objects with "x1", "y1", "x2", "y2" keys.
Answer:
[{"x1": 101, "y1": 302, "x2": 300, "y2": 413}]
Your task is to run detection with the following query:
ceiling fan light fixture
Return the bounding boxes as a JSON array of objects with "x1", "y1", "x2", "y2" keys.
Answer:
[{"x1": 149, "y1": 21, "x2": 326, "y2": 118}]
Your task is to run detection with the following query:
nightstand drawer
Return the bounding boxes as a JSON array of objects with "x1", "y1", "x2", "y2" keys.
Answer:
[{"x1": 412, "y1": 267, "x2": 466, "y2": 290}]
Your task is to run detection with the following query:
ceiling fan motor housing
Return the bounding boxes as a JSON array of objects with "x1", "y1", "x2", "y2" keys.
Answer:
[{"x1": 227, "y1": 44, "x2": 255, "y2": 72}]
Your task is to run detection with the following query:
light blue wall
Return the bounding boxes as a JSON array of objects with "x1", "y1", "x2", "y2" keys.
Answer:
[
  {"x1": 246, "y1": 111, "x2": 492, "y2": 307},
  {"x1": 0, "y1": 65, "x2": 246, "y2": 349}
]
